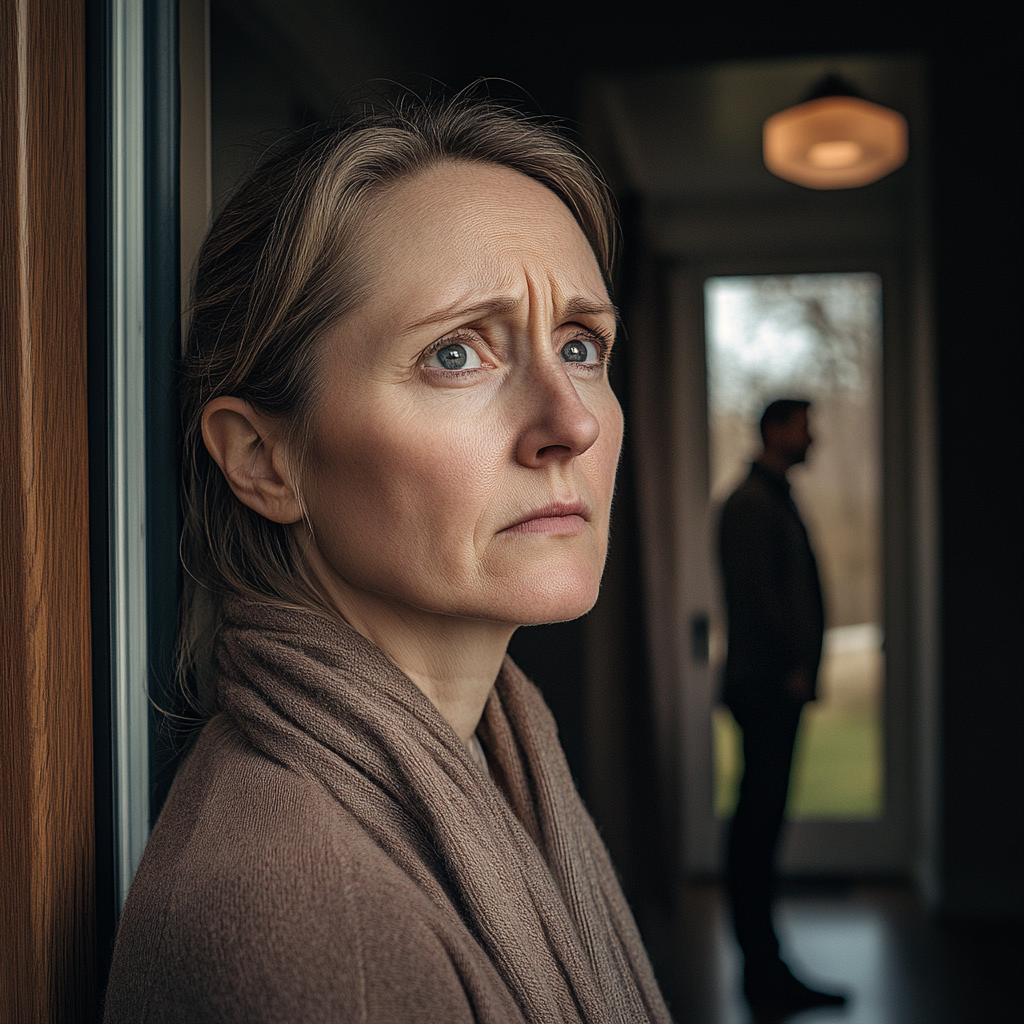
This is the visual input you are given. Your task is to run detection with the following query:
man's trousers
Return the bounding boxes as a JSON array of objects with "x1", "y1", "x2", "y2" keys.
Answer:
[{"x1": 724, "y1": 693, "x2": 804, "y2": 974}]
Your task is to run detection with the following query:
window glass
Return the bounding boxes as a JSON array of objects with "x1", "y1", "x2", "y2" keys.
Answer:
[{"x1": 705, "y1": 272, "x2": 884, "y2": 820}]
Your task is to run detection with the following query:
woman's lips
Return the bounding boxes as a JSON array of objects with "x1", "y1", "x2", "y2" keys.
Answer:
[{"x1": 501, "y1": 502, "x2": 590, "y2": 536}]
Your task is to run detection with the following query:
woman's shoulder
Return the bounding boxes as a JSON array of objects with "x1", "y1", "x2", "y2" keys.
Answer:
[
  {"x1": 127, "y1": 715, "x2": 356, "y2": 885},
  {"x1": 104, "y1": 716, "x2": 483, "y2": 1024}
]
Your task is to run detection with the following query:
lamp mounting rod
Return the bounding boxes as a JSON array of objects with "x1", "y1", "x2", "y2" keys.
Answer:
[{"x1": 804, "y1": 73, "x2": 862, "y2": 103}]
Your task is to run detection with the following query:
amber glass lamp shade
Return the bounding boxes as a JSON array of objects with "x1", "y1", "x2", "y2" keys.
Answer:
[{"x1": 763, "y1": 94, "x2": 908, "y2": 189}]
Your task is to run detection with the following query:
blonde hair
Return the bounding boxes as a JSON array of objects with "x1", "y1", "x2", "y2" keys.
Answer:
[{"x1": 179, "y1": 92, "x2": 618, "y2": 704}]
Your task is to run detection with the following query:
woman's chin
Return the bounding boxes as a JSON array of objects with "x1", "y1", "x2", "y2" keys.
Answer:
[{"x1": 493, "y1": 569, "x2": 603, "y2": 626}]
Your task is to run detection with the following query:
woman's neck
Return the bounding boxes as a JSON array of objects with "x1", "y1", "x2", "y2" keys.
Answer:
[{"x1": 311, "y1": 570, "x2": 516, "y2": 743}]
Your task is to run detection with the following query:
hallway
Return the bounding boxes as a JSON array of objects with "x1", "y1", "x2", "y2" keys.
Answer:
[{"x1": 646, "y1": 882, "x2": 1022, "y2": 1024}]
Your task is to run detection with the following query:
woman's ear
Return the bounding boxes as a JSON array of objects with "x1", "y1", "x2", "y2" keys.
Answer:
[{"x1": 202, "y1": 397, "x2": 304, "y2": 524}]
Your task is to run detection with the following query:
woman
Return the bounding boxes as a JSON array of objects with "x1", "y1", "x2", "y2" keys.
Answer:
[{"x1": 104, "y1": 94, "x2": 671, "y2": 1024}]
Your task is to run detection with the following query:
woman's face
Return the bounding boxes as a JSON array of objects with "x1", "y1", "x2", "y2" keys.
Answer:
[{"x1": 297, "y1": 161, "x2": 623, "y2": 628}]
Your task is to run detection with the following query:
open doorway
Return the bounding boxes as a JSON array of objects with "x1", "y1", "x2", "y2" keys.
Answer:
[{"x1": 663, "y1": 256, "x2": 910, "y2": 876}]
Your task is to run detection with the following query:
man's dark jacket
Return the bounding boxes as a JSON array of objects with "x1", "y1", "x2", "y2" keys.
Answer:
[{"x1": 718, "y1": 461, "x2": 825, "y2": 709}]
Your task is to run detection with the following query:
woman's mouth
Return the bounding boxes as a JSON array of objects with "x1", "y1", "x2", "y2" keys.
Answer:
[{"x1": 501, "y1": 501, "x2": 590, "y2": 536}]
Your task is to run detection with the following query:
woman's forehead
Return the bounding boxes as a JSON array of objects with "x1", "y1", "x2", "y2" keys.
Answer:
[
  {"x1": 364, "y1": 163, "x2": 588, "y2": 257},
  {"x1": 355, "y1": 162, "x2": 606, "y2": 312}
]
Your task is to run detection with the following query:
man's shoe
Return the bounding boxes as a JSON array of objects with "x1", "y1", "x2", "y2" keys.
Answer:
[{"x1": 743, "y1": 960, "x2": 847, "y2": 1015}]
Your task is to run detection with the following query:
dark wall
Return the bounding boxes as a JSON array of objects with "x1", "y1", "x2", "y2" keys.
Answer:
[{"x1": 927, "y1": 29, "x2": 1023, "y2": 917}]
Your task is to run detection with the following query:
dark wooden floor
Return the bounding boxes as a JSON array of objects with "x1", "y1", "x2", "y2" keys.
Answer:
[{"x1": 642, "y1": 881, "x2": 1023, "y2": 1024}]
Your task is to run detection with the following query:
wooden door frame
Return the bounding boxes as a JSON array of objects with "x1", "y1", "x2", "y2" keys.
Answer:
[{"x1": 1, "y1": 2, "x2": 95, "y2": 1020}]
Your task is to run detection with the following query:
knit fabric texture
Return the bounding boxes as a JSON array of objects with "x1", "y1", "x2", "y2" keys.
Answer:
[{"x1": 104, "y1": 599, "x2": 672, "y2": 1023}]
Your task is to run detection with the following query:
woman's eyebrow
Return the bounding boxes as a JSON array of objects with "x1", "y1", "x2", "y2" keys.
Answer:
[
  {"x1": 411, "y1": 296, "x2": 522, "y2": 329},
  {"x1": 410, "y1": 295, "x2": 619, "y2": 330},
  {"x1": 559, "y1": 297, "x2": 620, "y2": 322}
]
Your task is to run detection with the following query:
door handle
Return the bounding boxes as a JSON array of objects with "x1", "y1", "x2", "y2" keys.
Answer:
[{"x1": 691, "y1": 613, "x2": 710, "y2": 665}]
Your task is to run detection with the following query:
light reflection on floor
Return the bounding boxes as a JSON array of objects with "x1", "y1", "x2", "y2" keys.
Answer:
[
  {"x1": 647, "y1": 882, "x2": 1022, "y2": 1024},
  {"x1": 776, "y1": 902, "x2": 884, "y2": 1023}
]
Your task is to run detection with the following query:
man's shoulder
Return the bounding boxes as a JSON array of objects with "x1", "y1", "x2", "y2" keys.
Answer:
[{"x1": 722, "y1": 467, "x2": 781, "y2": 516}]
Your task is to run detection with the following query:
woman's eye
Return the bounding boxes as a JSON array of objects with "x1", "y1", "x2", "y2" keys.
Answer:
[
  {"x1": 426, "y1": 342, "x2": 482, "y2": 370},
  {"x1": 560, "y1": 338, "x2": 600, "y2": 365}
]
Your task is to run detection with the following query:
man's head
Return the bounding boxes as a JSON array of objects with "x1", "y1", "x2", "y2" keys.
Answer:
[{"x1": 759, "y1": 399, "x2": 813, "y2": 470}]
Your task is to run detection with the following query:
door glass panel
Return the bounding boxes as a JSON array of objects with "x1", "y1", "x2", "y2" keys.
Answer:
[{"x1": 705, "y1": 272, "x2": 884, "y2": 821}]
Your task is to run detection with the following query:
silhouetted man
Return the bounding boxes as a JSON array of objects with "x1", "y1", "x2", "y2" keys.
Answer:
[{"x1": 718, "y1": 399, "x2": 846, "y2": 1015}]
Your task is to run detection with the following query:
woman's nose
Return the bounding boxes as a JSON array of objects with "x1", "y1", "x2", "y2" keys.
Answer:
[{"x1": 514, "y1": 358, "x2": 601, "y2": 468}]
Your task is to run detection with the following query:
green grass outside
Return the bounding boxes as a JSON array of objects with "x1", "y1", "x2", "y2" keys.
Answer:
[{"x1": 714, "y1": 703, "x2": 884, "y2": 820}]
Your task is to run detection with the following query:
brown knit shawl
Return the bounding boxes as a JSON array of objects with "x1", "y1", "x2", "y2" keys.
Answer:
[{"x1": 217, "y1": 598, "x2": 671, "y2": 1024}]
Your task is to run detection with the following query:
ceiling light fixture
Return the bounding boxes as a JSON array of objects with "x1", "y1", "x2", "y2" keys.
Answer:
[{"x1": 763, "y1": 74, "x2": 908, "y2": 189}]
